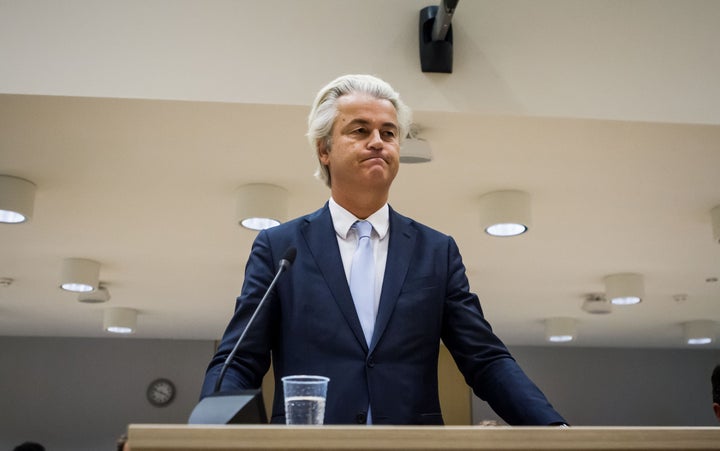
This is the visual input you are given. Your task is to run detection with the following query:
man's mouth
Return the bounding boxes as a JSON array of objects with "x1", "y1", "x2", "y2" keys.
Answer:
[{"x1": 363, "y1": 156, "x2": 386, "y2": 163}]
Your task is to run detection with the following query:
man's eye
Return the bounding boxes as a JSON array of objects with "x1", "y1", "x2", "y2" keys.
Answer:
[{"x1": 382, "y1": 130, "x2": 396, "y2": 139}]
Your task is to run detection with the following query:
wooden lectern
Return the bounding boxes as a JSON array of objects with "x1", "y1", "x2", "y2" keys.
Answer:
[{"x1": 128, "y1": 424, "x2": 720, "y2": 450}]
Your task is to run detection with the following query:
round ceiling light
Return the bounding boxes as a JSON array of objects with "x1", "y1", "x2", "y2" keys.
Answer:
[{"x1": 478, "y1": 190, "x2": 531, "y2": 237}]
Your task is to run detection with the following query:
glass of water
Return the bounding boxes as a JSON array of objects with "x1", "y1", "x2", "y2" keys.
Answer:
[{"x1": 282, "y1": 375, "x2": 330, "y2": 425}]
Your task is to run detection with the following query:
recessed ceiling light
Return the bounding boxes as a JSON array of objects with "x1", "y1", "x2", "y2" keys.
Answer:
[
  {"x1": 236, "y1": 183, "x2": 287, "y2": 231},
  {"x1": 683, "y1": 320, "x2": 715, "y2": 346},
  {"x1": 0, "y1": 175, "x2": 36, "y2": 224},
  {"x1": 604, "y1": 273, "x2": 644, "y2": 305},
  {"x1": 479, "y1": 190, "x2": 531, "y2": 237},
  {"x1": 104, "y1": 307, "x2": 137, "y2": 334},
  {"x1": 545, "y1": 317, "x2": 577, "y2": 343},
  {"x1": 59, "y1": 258, "x2": 100, "y2": 293}
]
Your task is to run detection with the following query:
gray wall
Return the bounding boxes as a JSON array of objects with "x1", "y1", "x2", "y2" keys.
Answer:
[
  {"x1": 1, "y1": 338, "x2": 718, "y2": 451},
  {"x1": 472, "y1": 346, "x2": 720, "y2": 426},
  {"x1": 0, "y1": 336, "x2": 214, "y2": 451}
]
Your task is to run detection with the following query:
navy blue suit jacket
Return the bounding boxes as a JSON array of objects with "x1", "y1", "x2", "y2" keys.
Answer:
[{"x1": 201, "y1": 204, "x2": 565, "y2": 425}]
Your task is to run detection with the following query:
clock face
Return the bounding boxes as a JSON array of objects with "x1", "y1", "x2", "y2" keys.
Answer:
[{"x1": 146, "y1": 378, "x2": 176, "y2": 407}]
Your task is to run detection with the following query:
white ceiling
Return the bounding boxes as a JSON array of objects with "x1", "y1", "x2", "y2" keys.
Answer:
[{"x1": 1, "y1": 0, "x2": 719, "y2": 348}]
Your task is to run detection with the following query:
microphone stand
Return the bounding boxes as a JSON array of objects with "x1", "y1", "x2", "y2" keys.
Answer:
[{"x1": 188, "y1": 247, "x2": 296, "y2": 424}]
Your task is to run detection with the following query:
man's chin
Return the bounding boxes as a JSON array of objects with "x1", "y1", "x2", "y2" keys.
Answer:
[
  {"x1": 366, "y1": 163, "x2": 397, "y2": 177},
  {"x1": 366, "y1": 170, "x2": 397, "y2": 187}
]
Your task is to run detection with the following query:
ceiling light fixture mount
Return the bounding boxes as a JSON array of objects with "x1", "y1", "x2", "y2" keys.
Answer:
[
  {"x1": 401, "y1": 124, "x2": 433, "y2": 163},
  {"x1": 672, "y1": 294, "x2": 688, "y2": 303},
  {"x1": 582, "y1": 294, "x2": 612, "y2": 314},
  {"x1": 0, "y1": 175, "x2": 36, "y2": 224},
  {"x1": 78, "y1": 285, "x2": 111, "y2": 303},
  {"x1": 478, "y1": 190, "x2": 531, "y2": 237},
  {"x1": 604, "y1": 273, "x2": 644, "y2": 305}
]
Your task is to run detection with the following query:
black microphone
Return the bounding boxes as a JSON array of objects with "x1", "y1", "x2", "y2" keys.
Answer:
[
  {"x1": 214, "y1": 246, "x2": 296, "y2": 393},
  {"x1": 188, "y1": 246, "x2": 297, "y2": 424}
]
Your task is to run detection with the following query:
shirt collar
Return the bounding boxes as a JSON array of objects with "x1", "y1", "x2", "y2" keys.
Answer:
[{"x1": 329, "y1": 197, "x2": 389, "y2": 240}]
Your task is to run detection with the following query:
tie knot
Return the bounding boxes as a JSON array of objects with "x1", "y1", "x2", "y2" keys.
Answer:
[{"x1": 353, "y1": 220, "x2": 372, "y2": 239}]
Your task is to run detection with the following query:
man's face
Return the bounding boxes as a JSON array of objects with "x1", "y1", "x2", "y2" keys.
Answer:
[{"x1": 319, "y1": 92, "x2": 400, "y2": 193}]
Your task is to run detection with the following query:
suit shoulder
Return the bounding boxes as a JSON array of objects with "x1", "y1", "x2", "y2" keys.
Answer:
[
  {"x1": 263, "y1": 206, "x2": 325, "y2": 236},
  {"x1": 391, "y1": 208, "x2": 452, "y2": 241}
]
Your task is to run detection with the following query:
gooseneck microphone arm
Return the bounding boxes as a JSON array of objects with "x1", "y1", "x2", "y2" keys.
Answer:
[{"x1": 213, "y1": 246, "x2": 297, "y2": 393}]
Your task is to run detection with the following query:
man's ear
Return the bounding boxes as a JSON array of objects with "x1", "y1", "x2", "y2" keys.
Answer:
[
  {"x1": 318, "y1": 139, "x2": 330, "y2": 165},
  {"x1": 713, "y1": 403, "x2": 720, "y2": 422}
]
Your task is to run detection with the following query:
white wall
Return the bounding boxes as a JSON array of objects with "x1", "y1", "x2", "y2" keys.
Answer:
[
  {"x1": 2, "y1": 0, "x2": 719, "y2": 124},
  {"x1": 472, "y1": 346, "x2": 720, "y2": 426},
  {"x1": 0, "y1": 336, "x2": 214, "y2": 451}
]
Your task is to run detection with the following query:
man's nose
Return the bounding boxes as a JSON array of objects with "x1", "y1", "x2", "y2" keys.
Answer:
[{"x1": 367, "y1": 129, "x2": 383, "y2": 150}]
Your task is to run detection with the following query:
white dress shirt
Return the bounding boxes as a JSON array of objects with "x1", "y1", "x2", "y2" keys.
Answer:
[
  {"x1": 328, "y1": 197, "x2": 390, "y2": 425},
  {"x1": 328, "y1": 197, "x2": 389, "y2": 315}
]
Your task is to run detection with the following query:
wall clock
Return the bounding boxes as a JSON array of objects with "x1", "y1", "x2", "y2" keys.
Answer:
[{"x1": 146, "y1": 377, "x2": 176, "y2": 407}]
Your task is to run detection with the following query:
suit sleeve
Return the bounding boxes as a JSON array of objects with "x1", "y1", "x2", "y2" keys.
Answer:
[
  {"x1": 440, "y1": 237, "x2": 566, "y2": 425},
  {"x1": 200, "y1": 230, "x2": 278, "y2": 398}
]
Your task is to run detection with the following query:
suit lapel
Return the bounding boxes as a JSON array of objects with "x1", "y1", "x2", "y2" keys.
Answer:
[
  {"x1": 370, "y1": 208, "x2": 416, "y2": 351},
  {"x1": 300, "y1": 204, "x2": 369, "y2": 351}
]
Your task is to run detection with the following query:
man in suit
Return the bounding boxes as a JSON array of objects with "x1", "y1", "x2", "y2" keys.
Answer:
[{"x1": 201, "y1": 74, "x2": 566, "y2": 426}]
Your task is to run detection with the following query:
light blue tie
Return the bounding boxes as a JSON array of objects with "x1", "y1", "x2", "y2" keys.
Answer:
[{"x1": 350, "y1": 220, "x2": 376, "y2": 346}]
